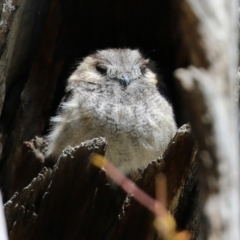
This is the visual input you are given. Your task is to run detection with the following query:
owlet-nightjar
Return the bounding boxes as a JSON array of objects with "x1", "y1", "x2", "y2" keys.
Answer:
[{"x1": 46, "y1": 49, "x2": 177, "y2": 175}]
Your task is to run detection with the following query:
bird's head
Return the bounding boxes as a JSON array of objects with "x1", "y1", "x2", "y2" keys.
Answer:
[{"x1": 69, "y1": 48, "x2": 158, "y2": 87}]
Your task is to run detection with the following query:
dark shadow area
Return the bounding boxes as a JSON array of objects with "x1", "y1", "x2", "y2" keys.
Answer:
[
  {"x1": 0, "y1": 0, "x2": 190, "y2": 201},
  {"x1": 49, "y1": 0, "x2": 185, "y2": 127}
]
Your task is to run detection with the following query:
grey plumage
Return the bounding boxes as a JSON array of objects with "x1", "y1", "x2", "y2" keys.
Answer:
[{"x1": 46, "y1": 49, "x2": 177, "y2": 174}]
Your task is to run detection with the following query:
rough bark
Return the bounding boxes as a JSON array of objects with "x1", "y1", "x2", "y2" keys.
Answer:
[
  {"x1": 175, "y1": 0, "x2": 239, "y2": 239},
  {"x1": 0, "y1": 0, "x2": 63, "y2": 199},
  {"x1": 4, "y1": 125, "x2": 198, "y2": 240},
  {"x1": 0, "y1": 0, "x2": 238, "y2": 239},
  {"x1": 0, "y1": 192, "x2": 8, "y2": 240}
]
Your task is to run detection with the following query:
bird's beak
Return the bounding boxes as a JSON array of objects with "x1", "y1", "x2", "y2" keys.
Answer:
[
  {"x1": 118, "y1": 73, "x2": 131, "y2": 86},
  {"x1": 120, "y1": 77, "x2": 130, "y2": 86}
]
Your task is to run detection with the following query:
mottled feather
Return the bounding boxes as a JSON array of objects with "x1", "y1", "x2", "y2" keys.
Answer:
[{"x1": 46, "y1": 49, "x2": 177, "y2": 174}]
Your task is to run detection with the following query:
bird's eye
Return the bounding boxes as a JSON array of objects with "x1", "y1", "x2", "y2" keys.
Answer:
[
  {"x1": 96, "y1": 65, "x2": 107, "y2": 75},
  {"x1": 140, "y1": 65, "x2": 147, "y2": 74}
]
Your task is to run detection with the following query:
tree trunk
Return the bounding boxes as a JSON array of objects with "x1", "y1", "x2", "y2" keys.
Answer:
[
  {"x1": 175, "y1": 0, "x2": 239, "y2": 239},
  {"x1": 0, "y1": 0, "x2": 238, "y2": 239}
]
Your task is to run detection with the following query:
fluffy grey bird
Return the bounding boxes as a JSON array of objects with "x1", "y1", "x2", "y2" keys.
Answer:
[{"x1": 46, "y1": 49, "x2": 177, "y2": 175}]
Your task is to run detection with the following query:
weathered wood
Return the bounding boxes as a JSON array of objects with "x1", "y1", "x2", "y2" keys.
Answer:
[
  {"x1": 4, "y1": 125, "x2": 198, "y2": 240},
  {"x1": 0, "y1": 0, "x2": 50, "y2": 114},
  {"x1": 0, "y1": 0, "x2": 64, "y2": 199},
  {"x1": 175, "y1": 0, "x2": 239, "y2": 239},
  {"x1": 106, "y1": 125, "x2": 198, "y2": 240},
  {"x1": 0, "y1": 192, "x2": 8, "y2": 240},
  {"x1": 0, "y1": 0, "x2": 238, "y2": 239},
  {"x1": 0, "y1": 0, "x2": 16, "y2": 115}
]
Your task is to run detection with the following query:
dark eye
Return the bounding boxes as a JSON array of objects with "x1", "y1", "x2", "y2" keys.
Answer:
[
  {"x1": 140, "y1": 65, "x2": 147, "y2": 74},
  {"x1": 96, "y1": 65, "x2": 107, "y2": 75}
]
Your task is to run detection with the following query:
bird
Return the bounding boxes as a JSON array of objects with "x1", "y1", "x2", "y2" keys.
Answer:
[{"x1": 45, "y1": 48, "x2": 177, "y2": 175}]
